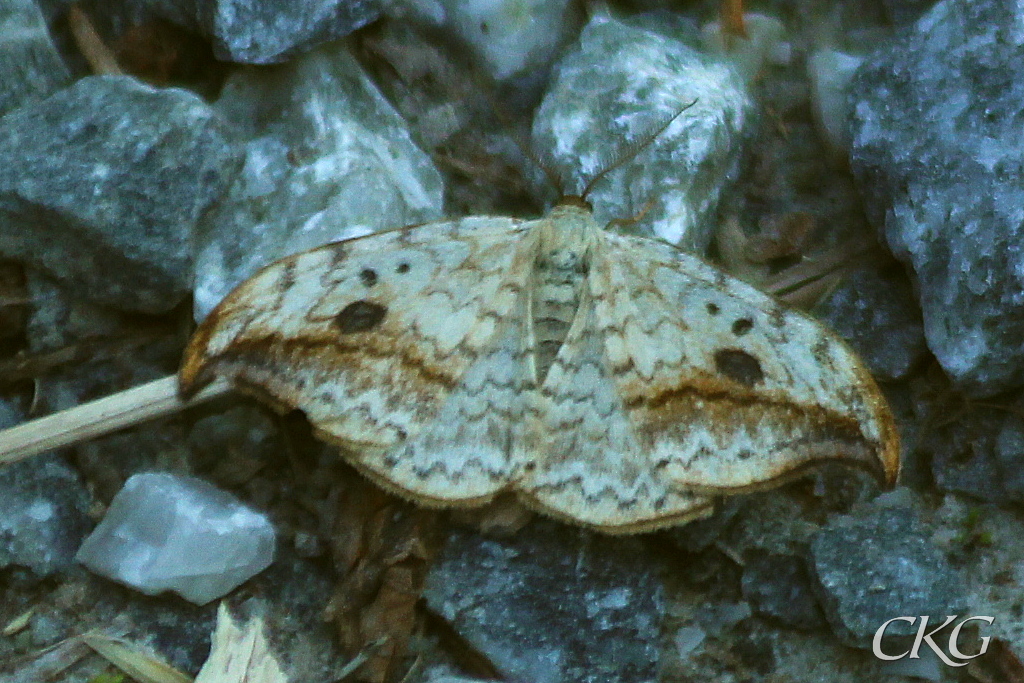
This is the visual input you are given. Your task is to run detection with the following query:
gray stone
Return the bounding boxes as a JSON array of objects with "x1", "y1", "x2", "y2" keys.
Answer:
[
  {"x1": 193, "y1": 41, "x2": 444, "y2": 320},
  {"x1": 810, "y1": 509, "x2": 964, "y2": 647},
  {"x1": 420, "y1": 671, "x2": 492, "y2": 683},
  {"x1": 663, "y1": 498, "x2": 740, "y2": 553},
  {"x1": 130, "y1": 0, "x2": 380, "y2": 64},
  {"x1": 878, "y1": 647, "x2": 945, "y2": 681},
  {"x1": 927, "y1": 405, "x2": 1005, "y2": 503},
  {"x1": 849, "y1": 0, "x2": 1024, "y2": 396},
  {"x1": 695, "y1": 600, "x2": 752, "y2": 636},
  {"x1": 909, "y1": 374, "x2": 1019, "y2": 501},
  {"x1": 817, "y1": 266, "x2": 927, "y2": 381},
  {"x1": 76, "y1": 472, "x2": 276, "y2": 605},
  {"x1": 0, "y1": 453, "x2": 92, "y2": 577},
  {"x1": 994, "y1": 400, "x2": 1024, "y2": 501},
  {"x1": 384, "y1": 0, "x2": 579, "y2": 81},
  {"x1": 0, "y1": 396, "x2": 20, "y2": 429},
  {"x1": 347, "y1": 19, "x2": 541, "y2": 217},
  {"x1": 882, "y1": 0, "x2": 937, "y2": 25},
  {"x1": 186, "y1": 405, "x2": 281, "y2": 486},
  {"x1": 531, "y1": 13, "x2": 753, "y2": 252},
  {"x1": 25, "y1": 270, "x2": 130, "y2": 352},
  {"x1": 243, "y1": 553, "x2": 353, "y2": 681},
  {"x1": 0, "y1": 75, "x2": 239, "y2": 313},
  {"x1": 19, "y1": 271, "x2": 195, "y2": 505},
  {"x1": 740, "y1": 551, "x2": 826, "y2": 631},
  {"x1": 423, "y1": 521, "x2": 663, "y2": 683},
  {"x1": 27, "y1": 611, "x2": 67, "y2": 647},
  {"x1": 0, "y1": 0, "x2": 71, "y2": 117}
]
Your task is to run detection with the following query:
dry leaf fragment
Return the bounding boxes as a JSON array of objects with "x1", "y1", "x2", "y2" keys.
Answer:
[
  {"x1": 742, "y1": 212, "x2": 815, "y2": 263},
  {"x1": 325, "y1": 468, "x2": 442, "y2": 683},
  {"x1": 195, "y1": 604, "x2": 288, "y2": 683},
  {"x1": 968, "y1": 638, "x2": 1024, "y2": 683},
  {"x1": 5, "y1": 636, "x2": 93, "y2": 680},
  {"x1": 2, "y1": 607, "x2": 33, "y2": 636},
  {"x1": 81, "y1": 633, "x2": 191, "y2": 683}
]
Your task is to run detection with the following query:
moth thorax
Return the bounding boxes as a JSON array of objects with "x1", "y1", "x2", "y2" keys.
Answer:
[{"x1": 533, "y1": 247, "x2": 588, "y2": 382}]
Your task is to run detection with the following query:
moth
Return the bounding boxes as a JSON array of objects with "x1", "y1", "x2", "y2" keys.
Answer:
[{"x1": 180, "y1": 196, "x2": 899, "y2": 534}]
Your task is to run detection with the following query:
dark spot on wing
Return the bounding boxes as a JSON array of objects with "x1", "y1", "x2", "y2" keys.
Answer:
[
  {"x1": 714, "y1": 348, "x2": 764, "y2": 387},
  {"x1": 732, "y1": 318, "x2": 753, "y2": 336},
  {"x1": 329, "y1": 244, "x2": 349, "y2": 269},
  {"x1": 360, "y1": 268, "x2": 378, "y2": 287},
  {"x1": 813, "y1": 337, "x2": 836, "y2": 373},
  {"x1": 279, "y1": 260, "x2": 296, "y2": 290},
  {"x1": 396, "y1": 262, "x2": 410, "y2": 274},
  {"x1": 334, "y1": 300, "x2": 387, "y2": 333},
  {"x1": 706, "y1": 302, "x2": 720, "y2": 315}
]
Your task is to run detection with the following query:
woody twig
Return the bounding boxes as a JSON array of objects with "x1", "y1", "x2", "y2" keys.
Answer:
[{"x1": 0, "y1": 376, "x2": 232, "y2": 468}]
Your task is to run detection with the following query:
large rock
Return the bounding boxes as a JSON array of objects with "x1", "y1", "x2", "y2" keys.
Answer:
[
  {"x1": 816, "y1": 265, "x2": 927, "y2": 381},
  {"x1": 0, "y1": 0, "x2": 71, "y2": 116},
  {"x1": 0, "y1": 448, "x2": 92, "y2": 578},
  {"x1": 193, "y1": 41, "x2": 445, "y2": 320},
  {"x1": 810, "y1": 508, "x2": 964, "y2": 648},
  {"x1": 0, "y1": 75, "x2": 239, "y2": 313},
  {"x1": 128, "y1": 0, "x2": 380, "y2": 63},
  {"x1": 424, "y1": 521, "x2": 664, "y2": 683},
  {"x1": 849, "y1": 0, "x2": 1024, "y2": 396}
]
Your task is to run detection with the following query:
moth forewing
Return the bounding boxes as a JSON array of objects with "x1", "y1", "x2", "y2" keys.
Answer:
[
  {"x1": 346, "y1": 235, "x2": 541, "y2": 507},
  {"x1": 588, "y1": 230, "x2": 899, "y2": 493}
]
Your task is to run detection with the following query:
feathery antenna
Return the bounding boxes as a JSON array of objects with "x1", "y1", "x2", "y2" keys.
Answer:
[{"x1": 579, "y1": 99, "x2": 697, "y2": 201}]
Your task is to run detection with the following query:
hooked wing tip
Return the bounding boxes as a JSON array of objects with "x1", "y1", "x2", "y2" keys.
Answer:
[{"x1": 178, "y1": 315, "x2": 220, "y2": 400}]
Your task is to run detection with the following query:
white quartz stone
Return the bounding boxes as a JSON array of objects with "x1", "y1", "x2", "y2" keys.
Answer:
[{"x1": 76, "y1": 472, "x2": 276, "y2": 605}]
